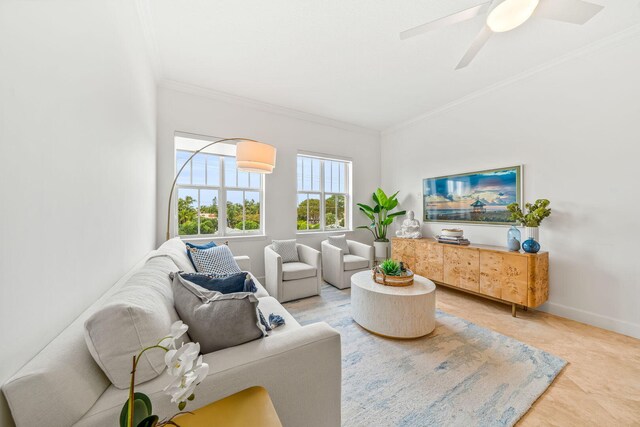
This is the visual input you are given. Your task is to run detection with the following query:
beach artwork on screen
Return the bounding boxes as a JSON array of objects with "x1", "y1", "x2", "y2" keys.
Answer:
[{"x1": 423, "y1": 166, "x2": 522, "y2": 224}]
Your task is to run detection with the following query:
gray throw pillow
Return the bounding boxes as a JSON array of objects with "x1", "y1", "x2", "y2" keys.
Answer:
[
  {"x1": 328, "y1": 235, "x2": 350, "y2": 254},
  {"x1": 171, "y1": 273, "x2": 266, "y2": 353},
  {"x1": 272, "y1": 239, "x2": 299, "y2": 263}
]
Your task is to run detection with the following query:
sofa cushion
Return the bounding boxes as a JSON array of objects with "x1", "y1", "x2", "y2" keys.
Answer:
[
  {"x1": 189, "y1": 244, "x2": 242, "y2": 275},
  {"x1": 83, "y1": 256, "x2": 187, "y2": 389},
  {"x1": 344, "y1": 254, "x2": 370, "y2": 271},
  {"x1": 156, "y1": 237, "x2": 197, "y2": 272},
  {"x1": 185, "y1": 240, "x2": 217, "y2": 269},
  {"x1": 282, "y1": 262, "x2": 317, "y2": 281},
  {"x1": 328, "y1": 235, "x2": 350, "y2": 254},
  {"x1": 171, "y1": 273, "x2": 266, "y2": 353},
  {"x1": 179, "y1": 271, "x2": 256, "y2": 294},
  {"x1": 271, "y1": 239, "x2": 299, "y2": 263}
]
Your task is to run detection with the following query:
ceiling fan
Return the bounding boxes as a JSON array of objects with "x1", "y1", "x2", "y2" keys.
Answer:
[{"x1": 400, "y1": 0, "x2": 604, "y2": 69}]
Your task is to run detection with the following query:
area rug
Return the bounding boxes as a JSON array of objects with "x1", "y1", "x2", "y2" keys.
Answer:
[{"x1": 284, "y1": 285, "x2": 566, "y2": 427}]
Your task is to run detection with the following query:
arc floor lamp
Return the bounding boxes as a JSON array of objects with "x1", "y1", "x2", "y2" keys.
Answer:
[{"x1": 166, "y1": 138, "x2": 277, "y2": 240}]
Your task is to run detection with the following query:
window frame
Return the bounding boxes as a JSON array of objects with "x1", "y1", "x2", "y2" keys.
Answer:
[
  {"x1": 174, "y1": 135, "x2": 264, "y2": 239},
  {"x1": 296, "y1": 152, "x2": 352, "y2": 234}
]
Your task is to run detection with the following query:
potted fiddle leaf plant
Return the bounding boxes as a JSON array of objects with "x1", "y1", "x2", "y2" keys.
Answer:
[{"x1": 357, "y1": 188, "x2": 406, "y2": 259}]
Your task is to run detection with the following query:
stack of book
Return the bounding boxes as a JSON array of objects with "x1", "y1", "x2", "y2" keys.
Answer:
[{"x1": 435, "y1": 229, "x2": 470, "y2": 246}]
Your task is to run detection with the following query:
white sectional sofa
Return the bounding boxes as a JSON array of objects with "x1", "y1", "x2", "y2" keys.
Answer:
[{"x1": 2, "y1": 238, "x2": 341, "y2": 427}]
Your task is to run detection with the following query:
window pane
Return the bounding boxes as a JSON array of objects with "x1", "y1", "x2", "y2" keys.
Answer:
[
  {"x1": 303, "y1": 157, "x2": 312, "y2": 191},
  {"x1": 324, "y1": 160, "x2": 332, "y2": 192},
  {"x1": 244, "y1": 191, "x2": 260, "y2": 231},
  {"x1": 297, "y1": 193, "x2": 308, "y2": 230},
  {"x1": 338, "y1": 162, "x2": 346, "y2": 193},
  {"x1": 297, "y1": 157, "x2": 303, "y2": 191},
  {"x1": 308, "y1": 194, "x2": 321, "y2": 230},
  {"x1": 176, "y1": 151, "x2": 191, "y2": 185},
  {"x1": 199, "y1": 189, "x2": 218, "y2": 235},
  {"x1": 192, "y1": 153, "x2": 206, "y2": 185},
  {"x1": 225, "y1": 157, "x2": 237, "y2": 187},
  {"x1": 311, "y1": 158, "x2": 321, "y2": 191},
  {"x1": 249, "y1": 172, "x2": 261, "y2": 189},
  {"x1": 206, "y1": 155, "x2": 220, "y2": 186},
  {"x1": 177, "y1": 188, "x2": 198, "y2": 235},
  {"x1": 226, "y1": 190, "x2": 243, "y2": 233},
  {"x1": 336, "y1": 194, "x2": 346, "y2": 228},
  {"x1": 332, "y1": 161, "x2": 340, "y2": 193},
  {"x1": 238, "y1": 170, "x2": 249, "y2": 188}
]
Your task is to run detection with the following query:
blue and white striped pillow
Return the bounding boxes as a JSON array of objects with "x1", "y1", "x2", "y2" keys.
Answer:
[{"x1": 188, "y1": 244, "x2": 242, "y2": 276}]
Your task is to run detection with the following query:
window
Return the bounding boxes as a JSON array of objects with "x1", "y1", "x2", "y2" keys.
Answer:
[
  {"x1": 175, "y1": 135, "x2": 263, "y2": 237},
  {"x1": 297, "y1": 153, "x2": 351, "y2": 232}
]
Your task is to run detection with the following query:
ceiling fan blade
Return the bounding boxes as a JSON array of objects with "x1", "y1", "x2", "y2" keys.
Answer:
[
  {"x1": 455, "y1": 25, "x2": 493, "y2": 70},
  {"x1": 400, "y1": 2, "x2": 493, "y2": 40},
  {"x1": 535, "y1": 0, "x2": 604, "y2": 25}
]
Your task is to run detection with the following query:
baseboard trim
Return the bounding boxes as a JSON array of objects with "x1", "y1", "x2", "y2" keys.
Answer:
[{"x1": 538, "y1": 302, "x2": 640, "y2": 340}]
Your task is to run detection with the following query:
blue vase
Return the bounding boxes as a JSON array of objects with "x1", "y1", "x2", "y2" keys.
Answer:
[
  {"x1": 507, "y1": 226, "x2": 521, "y2": 251},
  {"x1": 522, "y1": 238, "x2": 540, "y2": 254}
]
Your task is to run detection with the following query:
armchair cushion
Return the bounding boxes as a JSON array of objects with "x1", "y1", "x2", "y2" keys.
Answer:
[
  {"x1": 327, "y1": 235, "x2": 350, "y2": 254},
  {"x1": 282, "y1": 262, "x2": 317, "y2": 281},
  {"x1": 343, "y1": 254, "x2": 370, "y2": 271},
  {"x1": 272, "y1": 239, "x2": 299, "y2": 263}
]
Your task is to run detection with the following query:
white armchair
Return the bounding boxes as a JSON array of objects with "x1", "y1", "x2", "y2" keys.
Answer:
[
  {"x1": 264, "y1": 243, "x2": 322, "y2": 302},
  {"x1": 322, "y1": 239, "x2": 374, "y2": 289}
]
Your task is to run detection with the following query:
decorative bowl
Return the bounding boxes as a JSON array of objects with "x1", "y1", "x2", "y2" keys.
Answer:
[{"x1": 372, "y1": 267, "x2": 414, "y2": 287}]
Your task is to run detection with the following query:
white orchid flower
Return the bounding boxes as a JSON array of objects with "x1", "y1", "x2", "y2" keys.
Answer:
[
  {"x1": 163, "y1": 354, "x2": 209, "y2": 405},
  {"x1": 192, "y1": 355, "x2": 209, "y2": 385},
  {"x1": 164, "y1": 342, "x2": 200, "y2": 377},
  {"x1": 164, "y1": 369, "x2": 199, "y2": 403},
  {"x1": 158, "y1": 321, "x2": 189, "y2": 349}
]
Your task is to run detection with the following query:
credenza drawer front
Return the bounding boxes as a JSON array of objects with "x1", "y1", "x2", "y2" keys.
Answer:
[
  {"x1": 415, "y1": 240, "x2": 444, "y2": 282},
  {"x1": 443, "y1": 246, "x2": 480, "y2": 292},
  {"x1": 480, "y1": 252, "x2": 528, "y2": 305},
  {"x1": 392, "y1": 239, "x2": 415, "y2": 269}
]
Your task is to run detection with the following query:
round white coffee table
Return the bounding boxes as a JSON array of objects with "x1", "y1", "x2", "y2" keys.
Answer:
[{"x1": 351, "y1": 270, "x2": 436, "y2": 339}]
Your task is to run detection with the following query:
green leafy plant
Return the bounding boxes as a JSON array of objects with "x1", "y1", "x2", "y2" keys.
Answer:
[
  {"x1": 507, "y1": 199, "x2": 551, "y2": 227},
  {"x1": 379, "y1": 259, "x2": 402, "y2": 276},
  {"x1": 357, "y1": 188, "x2": 406, "y2": 242}
]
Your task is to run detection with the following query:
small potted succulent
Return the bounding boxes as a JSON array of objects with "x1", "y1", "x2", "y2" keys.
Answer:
[
  {"x1": 357, "y1": 188, "x2": 406, "y2": 260},
  {"x1": 373, "y1": 259, "x2": 414, "y2": 287},
  {"x1": 506, "y1": 199, "x2": 551, "y2": 253}
]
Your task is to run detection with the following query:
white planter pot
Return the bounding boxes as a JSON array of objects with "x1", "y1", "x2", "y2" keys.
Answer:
[
  {"x1": 374, "y1": 241, "x2": 390, "y2": 260},
  {"x1": 524, "y1": 227, "x2": 539, "y2": 242}
]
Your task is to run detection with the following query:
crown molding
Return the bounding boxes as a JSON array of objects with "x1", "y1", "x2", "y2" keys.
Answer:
[
  {"x1": 159, "y1": 79, "x2": 380, "y2": 136},
  {"x1": 382, "y1": 23, "x2": 640, "y2": 135},
  {"x1": 134, "y1": 0, "x2": 162, "y2": 81}
]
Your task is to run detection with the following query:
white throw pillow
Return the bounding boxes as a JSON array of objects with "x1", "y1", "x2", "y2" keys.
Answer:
[
  {"x1": 83, "y1": 256, "x2": 188, "y2": 389},
  {"x1": 189, "y1": 244, "x2": 242, "y2": 276},
  {"x1": 272, "y1": 239, "x2": 299, "y2": 263},
  {"x1": 328, "y1": 235, "x2": 350, "y2": 254}
]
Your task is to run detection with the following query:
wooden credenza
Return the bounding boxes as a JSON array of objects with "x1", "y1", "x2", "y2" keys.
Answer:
[{"x1": 392, "y1": 238, "x2": 549, "y2": 316}]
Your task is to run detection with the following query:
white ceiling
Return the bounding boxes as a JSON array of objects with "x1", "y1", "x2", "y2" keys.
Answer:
[{"x1": 143, "y1": 0, "x2": 640, "y2": 131}]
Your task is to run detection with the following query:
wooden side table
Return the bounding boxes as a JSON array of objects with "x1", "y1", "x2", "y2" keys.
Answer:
[{"x1": 173, "y1": 386, "x2": 283, "y2": 427}]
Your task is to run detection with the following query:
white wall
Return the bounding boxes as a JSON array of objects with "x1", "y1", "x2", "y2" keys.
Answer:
[
  {"x1": 381, "y1": 32, "x2": 640, "y2": 339},
  {"x1": 156, "y1": 84, "x2": 381, "y2": 279},
  {"x1": 0, "y1": 1, "x2": 157, "y2": 425}
]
